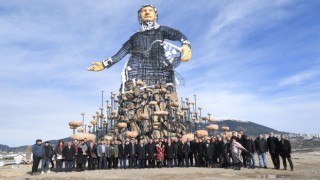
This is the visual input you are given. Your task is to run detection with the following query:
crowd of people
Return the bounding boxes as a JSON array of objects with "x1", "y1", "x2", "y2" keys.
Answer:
[{"x1": 31, "y1": 131, "x2": 294, "y2": 175}]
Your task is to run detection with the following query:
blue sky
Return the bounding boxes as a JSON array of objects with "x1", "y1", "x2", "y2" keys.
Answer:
[{"x1": 1, "y1": 0, "x2": 319, "y2": 146}]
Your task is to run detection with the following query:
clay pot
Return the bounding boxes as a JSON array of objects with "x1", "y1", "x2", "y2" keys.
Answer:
[
  {"x1": 221, "y1": 126, "x2": 229, "y2": 131},
  {"x1": 181, "y1": 106, "x2": 189, "y2": 111},
  {"x1": 104, "y1": 135, "x2": 113, "y2": 141},
  {"x1": 206, "y1": 124, "x2": 219, "y2": 131},
  {"x1": 136, "y1": 79, "x2": 144, "y2": 86},
  {"x1": 71, "y1": 132, "x2": 96, "y2": 141},
  {"x1": 69, "y1": 121, "x2": 83, "y2": 127},
  {"x1": 154, "y1": 111, "x2": 169, "y2": 116},
  {"x1": 170, "y1": 101, "x2": 179, "y2": 107},
  {"x1": 124, "y1": 117, "x2": 130, "y2": 122},
  {"x1": 208, "y1": 118, "x2": 214, "y2": 122},
  {"x1": 117, "y1": 122, "x2": 127, "y2": 128},
  {"x1": 221, "y1": 131, "x2": 233, "y2": 137},
  {"x1": 125, "y1": 131, "x2": 138, "y2": 138},
  {"x1": 177, "y1": 111, "x2": 184, "y2": 116},
  {"x1": 159, "y1": 87, "x2": 167, "y2": 94},
  {"x1": 90, "y1": 120, "x2": 97, "y2": 126},
  {"x1": 195, "y1": 130, "x2": 208, "y2": 138},
  {"x1": 182, "y1": 133, "x2": 195, "y2": 141},
  {"x1": 149, "y1": 101, "x2": 158, "y2": 106},
  {"x1": 139, "y1": 113, "x2": 149, "y2": 120},
  {"x1": 111, "y1": 110, "x2": 117, "y2": 115},
  {"x1": 202, "y1": 117, "x2": 209, "y2": 121}
]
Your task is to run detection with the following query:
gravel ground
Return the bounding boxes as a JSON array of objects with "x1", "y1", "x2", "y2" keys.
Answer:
[{"x1": 1, "y1": 152, "x2": 320, "y2": 180}]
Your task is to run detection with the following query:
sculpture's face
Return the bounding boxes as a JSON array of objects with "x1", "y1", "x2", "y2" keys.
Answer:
[{"x1": 140, "y1": 6, "x2": 156, "y2": 22}]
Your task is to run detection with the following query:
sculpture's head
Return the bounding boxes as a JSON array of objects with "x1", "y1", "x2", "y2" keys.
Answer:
[{"x1": 138, "y1": 4, "x2": 158, "y2": 24}]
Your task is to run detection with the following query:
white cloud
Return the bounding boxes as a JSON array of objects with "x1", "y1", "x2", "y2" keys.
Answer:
[{"x1": 279, "y1": 70, "x2": 319, "y2": 86}]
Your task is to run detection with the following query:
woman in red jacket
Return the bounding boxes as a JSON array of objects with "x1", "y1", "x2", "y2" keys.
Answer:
[{"x1": 156, "y1": 141, "x2": 165, "y2": 168}]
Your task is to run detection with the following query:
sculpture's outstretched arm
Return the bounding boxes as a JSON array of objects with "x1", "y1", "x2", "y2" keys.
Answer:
[{"x1": 87, "y1": 40, "x2": 132, "y2": 72}]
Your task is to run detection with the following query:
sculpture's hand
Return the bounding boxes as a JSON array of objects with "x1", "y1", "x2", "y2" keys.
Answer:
[
  {"x1": 181, "y1": 45, "x2": 191, "y2": 62},
  {"x1": 86, "y1": 62, "x2": 105, "y2": 72}
]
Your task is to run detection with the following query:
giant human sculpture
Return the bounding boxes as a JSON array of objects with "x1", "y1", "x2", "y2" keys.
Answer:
[{"x1": 87, "y1": 4, "x2": 193, "y2": 140}]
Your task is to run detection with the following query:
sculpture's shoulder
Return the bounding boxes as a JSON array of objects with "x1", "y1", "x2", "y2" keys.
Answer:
[{"x1": 159, "y1": 25, "x2": 177, "y2": 32}]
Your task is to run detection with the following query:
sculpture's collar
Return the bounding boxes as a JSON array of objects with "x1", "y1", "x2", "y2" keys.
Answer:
[{"x1": 139, "y1": 20, "x2": 160, "y2": 32}]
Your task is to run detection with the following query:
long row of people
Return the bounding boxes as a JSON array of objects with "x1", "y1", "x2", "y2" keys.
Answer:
[{"x1": 31, "y1": 131, "x2": 294, "y2": 175}]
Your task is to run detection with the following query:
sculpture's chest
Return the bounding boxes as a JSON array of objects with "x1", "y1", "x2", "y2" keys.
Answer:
[{"x1": 131, "y1": 30, "x2": 163, "y2": 50}]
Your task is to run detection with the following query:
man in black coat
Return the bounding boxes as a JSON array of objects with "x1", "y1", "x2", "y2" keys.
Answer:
[
  {"x1": 279, "y1": 134, "x2": 294, "y2": 171},
  {"x1": 255, "y1": 134, "x2": 268, "y2": 168},
  {"x1": 186, "y1": 138, "x2": 193, "y2": 166},
  {"x1": 267, "y1": 132, "x2": 280, "y2": 169},
  {"x1": 244, "y1": 136, "x2": 256, "y2": 169},
  {"x1": 42, "y1": 141, "x2": 54, "y2": 173},
  {"x1": 204, "y1": 139, "x2": 214, "y2": 168},
  {"x1": 221, "y1": 138, "x2": 230, "y2": 168},
  {"x1": 128, "y1": 139, "x2": 137, "y2": 169},
  {"x1": 197, "y1": 138, "x2": 205, "y2": 167},
  {"x1": 63, "y1": 141, "x2": 75, "y2": 172},
  {"x1": 172, "y1": 137, "x2": 179, "y2": 167},
  {"x1": 179, "y1": 141, "x2": 190, "y2": 167},
  {"x1": 146, "y1": 139, "x2": 156, "y2": 168},
  {"x1": 239, "y1": 130, "x2": 248, "y2": 167},
  {"x1": 137, "y1": 139, "x2": 146, "y2": 169},
  {"x1": 177, "y1": 138, "x2": 183, "y2": 167},
  {"x1": 118, "y1": 140, "x2": 129, "y2": 169},
  {"x1": 214, "y1": 137, "x2": 224, "y2": 167},
  {"x1": 166, "y1": 139, "x2": 175, "y2": 168},
  {"x1": 191, "y1": 138, "x2": 199, "y2": 167}
]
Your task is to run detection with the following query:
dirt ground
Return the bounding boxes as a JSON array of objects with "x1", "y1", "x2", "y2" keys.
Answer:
[{"x1": 1, "y1": 152, "x2": 320, "y2": 180}]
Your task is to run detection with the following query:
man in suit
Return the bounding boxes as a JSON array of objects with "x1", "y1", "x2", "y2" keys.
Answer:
[
  {"x1": 118, "y1": 140, "x2": 128, "y2": 169},
  {"x1": 179, "y1": 140, "x2": 190, "y2": 167},
  {"x1": 166, "y1": 139, "x2": 175, "y2": 168},
  {"x1": 128, "y1": 139, "x2": 137, "y2": 169},
  {"x1": 146, "y1": 139, "x2": 156, "y2": 168},
  {"x1": 137, "y1": 139, "x2": 146, "y2": 169},
  {"x1": 267, "y1": 132, "x2": 280, "y2": 170},
  {"x1": 279, "y1": 134, "x2": 294, "y2": 171},
  {"x1": 97, "y1": 139, "x2": 107, "y2": 169}
]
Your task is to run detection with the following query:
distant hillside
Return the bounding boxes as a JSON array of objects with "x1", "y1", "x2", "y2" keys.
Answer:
[
  {"x1": 0, "y1": 144, "x2": 10, "y2": 151},
  {"x1": 0, "y1": 137, "x2": 72, "y2": 153},
  {"x1": 210, "y1": 120, "x2": 287, "y2": 136},
  {"x1": 2, "y1": 120, "x2": 287, "y2": 152}
]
